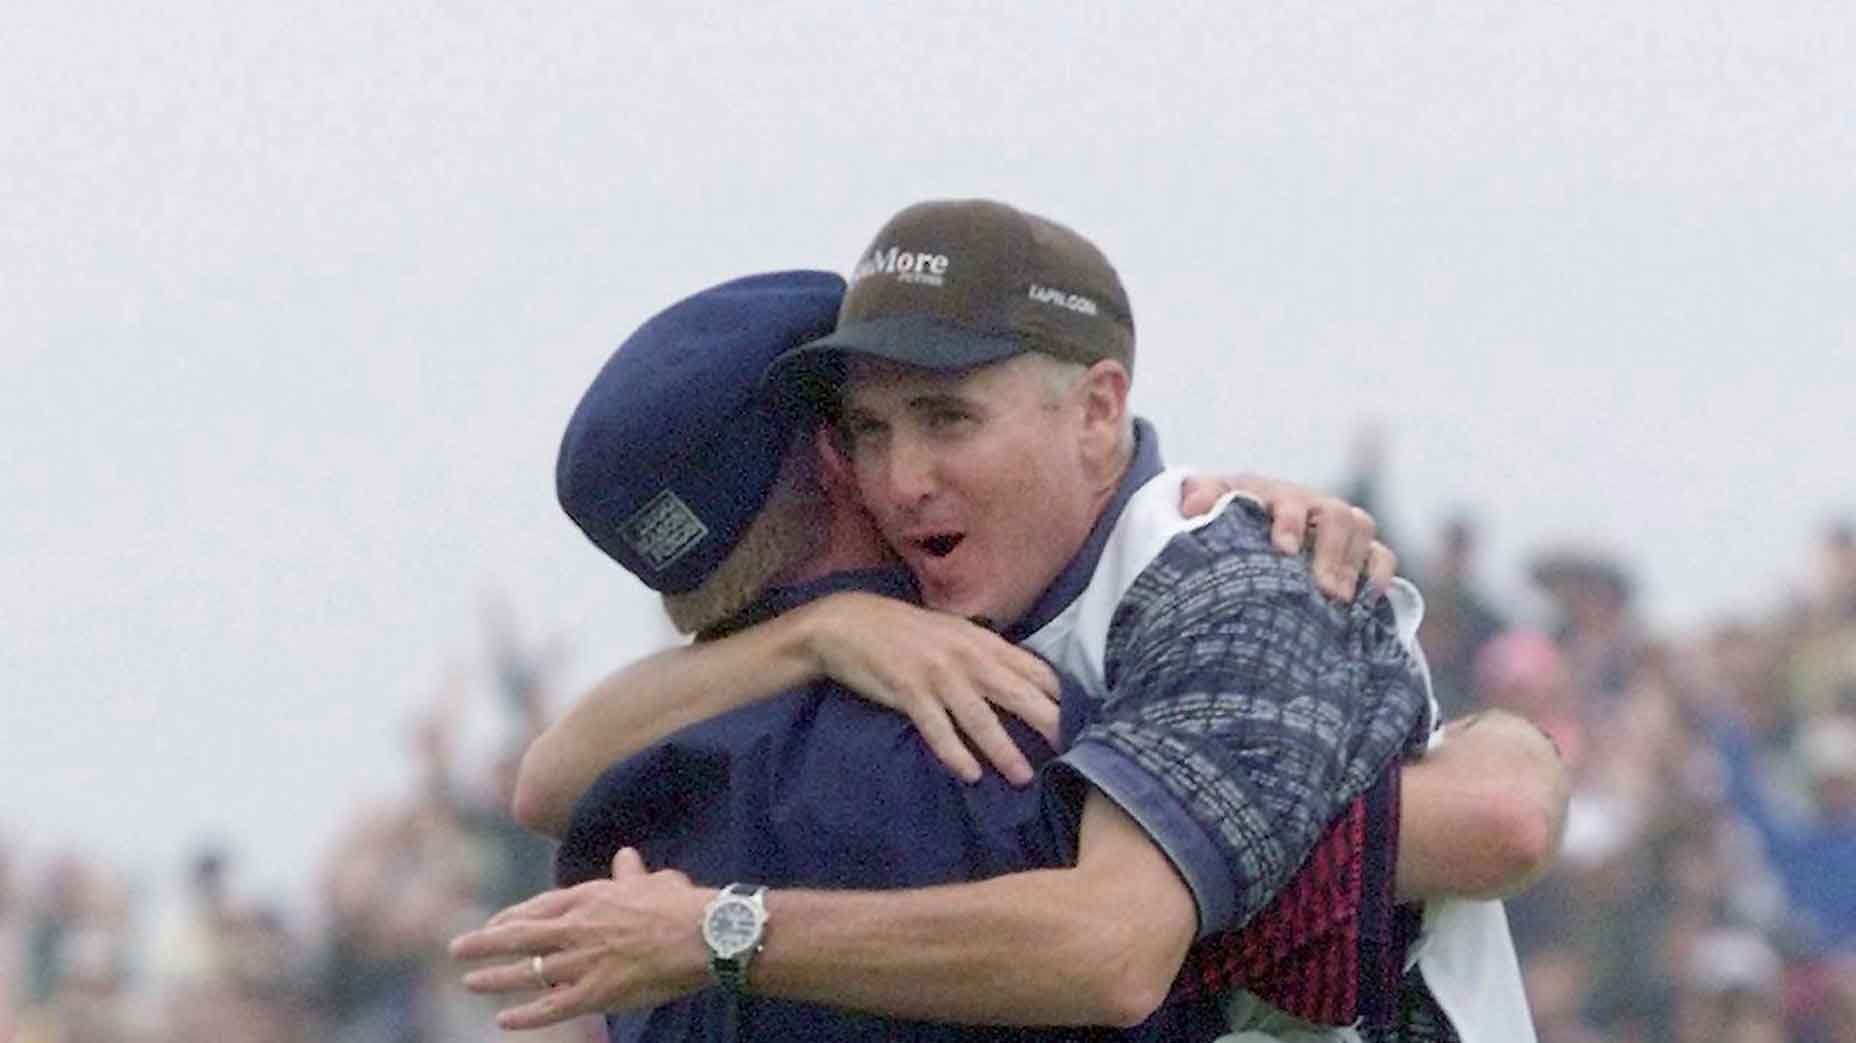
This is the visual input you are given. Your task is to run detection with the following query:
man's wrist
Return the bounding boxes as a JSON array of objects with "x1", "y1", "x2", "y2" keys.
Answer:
[
  {"x1": 702, "y1": 883, "x2": 770, "y2": 992},
  {"x1": 652, "y1": 880, "x2": 723, "y2": 1000},
  {"x1": 783, "y1": 597, "x2": 836, "y2": 680}
]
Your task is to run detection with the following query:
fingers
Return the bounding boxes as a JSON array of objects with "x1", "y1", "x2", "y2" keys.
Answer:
[
  {"x1": 461, "y1": 959, "x2": 533, "y2": 995},
  {"x1": 480, "y1": 886, "x2": 578, "y2": 930},
  {"x1": 463, "y1": 945, "x2": 598, "y2": 994},
  {"x1": 1213, "y1": 473, "x2": 1311, "y2": 555},
  {"x1": 940, "y1": 638, "x2": 1057, "y2": 777},
  {"x1": 984, "y1": 647, "x2": 1060, "y2": 746},
  {"x1": 998, "y1": 644, "x2": 1061, "y2": 703},
  {"x1": 1004, "y1": 685, "x2": 1061, "y2": 749},
  {"x1": 816, "y1": 603, "x2": 1059, "y2": 781},
  {"x1": 1179, "y1": 475, "x2": 1225, "y2": 517},
  {"x1": 908, "y1": 656, "x2": 1052, "y2": 782},
  {"x1": 1345, "y1": 506, "x2": 1377, "y2": 575},
  {"x1": 1270, "y1": 498, "x2": 1311, "y2": 557},
  {"x1": 990, "y1": 665, "x2": 1060, "y2": 748},
  {"x1": 497, "y1": 977, "x2": 598, "y2": 1031},
  {"x1": 959, "y1": 630, "x2": 1058, "y2": 705},
  {"x1": 1207, "y1": 475, "x2": 1382, "y2": 593},
  {"x1": 1308, "y1": 503, "x2": 1377, "y2": 602},
  {"x1": 449, "y1": 918, "x2": 567, "y2": 962},
  {"x1": 612, "y1": 846, "x2": 645, "y2": 879},
  {"x1": 941, "y1": 686, "x2": 1034, "y2": 786},
  {"x1": 907, "y1": 700, "x2": 985, "y2": 784},
  {"x1": 1306, "y1": 510, "x2": 1347, "y2": 599},
  {"x1": 1365, "y1": 540, "x2": 1398, "y2": 594}
]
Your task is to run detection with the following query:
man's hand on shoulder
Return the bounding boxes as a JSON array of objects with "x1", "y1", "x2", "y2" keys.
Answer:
[
  {"x1": 1180, "y1": 473, "x2": 1396, "y2": 601},
  {"x1": 794, "y1": 591, "x2": 1060, "y2": 785}
]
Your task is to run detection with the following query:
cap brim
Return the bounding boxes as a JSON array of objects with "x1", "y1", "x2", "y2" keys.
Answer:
[{"x1": 764, "y1": 315, "x2": 1025, "y2": 409}]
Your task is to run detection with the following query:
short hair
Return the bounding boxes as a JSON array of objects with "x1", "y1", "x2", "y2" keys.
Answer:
[
  {"x1": 1020, "y1": 350, "x2": 1135, "y2": 452},
  {"x1": 661, "y1": 435, "x2": 828, "y2": 636}
]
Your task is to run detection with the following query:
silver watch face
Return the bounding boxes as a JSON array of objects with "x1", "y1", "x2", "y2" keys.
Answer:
[{"x1": 702, "y1": 896, "x2": 762, "y2": 958}]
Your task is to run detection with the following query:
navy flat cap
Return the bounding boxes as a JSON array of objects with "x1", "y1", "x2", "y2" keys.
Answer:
[{"x1": 556, "y1": 270, "x2": 846, "y2": 594}]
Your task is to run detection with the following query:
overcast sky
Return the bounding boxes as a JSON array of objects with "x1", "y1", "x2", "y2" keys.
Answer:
[{"x1": 4, "y1": 1, "x2": 1851, "y2": 909}]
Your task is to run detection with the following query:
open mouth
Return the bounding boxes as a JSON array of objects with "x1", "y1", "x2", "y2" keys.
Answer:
[{"x1": 917, "y1": 533, "x2": 965, "y2": 558}]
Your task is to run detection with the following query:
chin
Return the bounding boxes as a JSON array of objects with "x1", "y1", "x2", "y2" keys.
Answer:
[
  {"x1": 921, "y1": 590, "x2": 973, "y2": 616},
  {"x1": 923, "y1": 589, "x2": 993, "y2": 625}
]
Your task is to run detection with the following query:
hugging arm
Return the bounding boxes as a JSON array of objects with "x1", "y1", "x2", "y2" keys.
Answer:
[
  {"x1": 460, "y1": 511, "x2": 1466, "y2": 1029},
  {"x1": 475, "y1": 482, "x2": 1526, "y2": 1027},
  {"x1": 513, "y1": 619, "x2": 815, "y2": 837},
  {"x1": 751, "y1": 789, "x2": 1196, "y2": 1026},
  {"x1": 460, "y1": 717, "x2": 1567, "y2": 1032},
  {"x1": 512, "y1": 594, "x2": 1059, "y2": 837},
  {"x1": 516, "y1": 475, "x2": 1390, "y2": 837},
  {"x1": 454, "y1": 788, "x2": 1196, "y2": 1030},
  {"x1": 1397, "y1": 710, "x2": 1568, "y2": 901}
]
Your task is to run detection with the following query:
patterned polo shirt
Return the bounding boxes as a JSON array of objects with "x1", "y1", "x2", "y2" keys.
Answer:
[
  {"x1": 1013, "y1": 421, "x2": 1430, "y2": 935},
  {"x1": 1017, "y1": 421, "x2": 1509, "y2": 1041}
]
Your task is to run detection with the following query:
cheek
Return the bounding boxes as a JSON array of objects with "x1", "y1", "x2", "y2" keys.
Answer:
[
  {"x1": 976, "y1": 459, "x2": 1071, "y2": 550},
  {"x1": 1016, "y1": 446, "x2": 1084, "y2": 515},
  {"x1": 849, "y1": 461, "x2": 894, "y2": 519}
]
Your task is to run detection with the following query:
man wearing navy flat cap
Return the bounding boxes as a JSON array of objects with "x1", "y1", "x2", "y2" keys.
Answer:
[
  {"x1": 452, "y1": 248, "x2": 1565, "y2": 1041},
  {"x1": 549, "y1": 270, "x2": 846, "y2": 628}
]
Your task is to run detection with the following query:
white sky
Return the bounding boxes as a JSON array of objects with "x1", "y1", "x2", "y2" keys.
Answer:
[{"x1": 4, "y1": 1, "x2": 1851, "y2": 909}]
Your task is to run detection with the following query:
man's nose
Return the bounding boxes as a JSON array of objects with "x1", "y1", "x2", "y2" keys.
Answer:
[{"x1": 881, "y1": 433, "x2": 937, "y2": 509}]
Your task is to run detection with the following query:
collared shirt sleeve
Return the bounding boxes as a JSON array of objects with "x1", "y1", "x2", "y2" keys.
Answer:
[{"x1": 1050, "y1": 499, "x2": 1430, "y2": 938}]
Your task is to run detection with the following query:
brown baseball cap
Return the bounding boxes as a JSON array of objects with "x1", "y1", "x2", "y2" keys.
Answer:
[{"x1": 767, "y1": 199, "x2": 1135, "y2": 396}]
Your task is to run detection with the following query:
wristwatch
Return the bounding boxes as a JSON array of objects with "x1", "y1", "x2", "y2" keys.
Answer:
[{"x1": 701, "y1": 883, "x2": 768, "y2": 992}]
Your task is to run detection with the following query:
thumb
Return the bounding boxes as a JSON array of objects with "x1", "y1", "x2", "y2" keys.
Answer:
[{"x1": 612, "y1": 846, "x2": 647, "y2": 879}]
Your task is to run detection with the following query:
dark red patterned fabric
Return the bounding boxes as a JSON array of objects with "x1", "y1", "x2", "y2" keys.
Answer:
[{"x1": 1168, "y1": 765, "x2": 1404, "y2": 1030}]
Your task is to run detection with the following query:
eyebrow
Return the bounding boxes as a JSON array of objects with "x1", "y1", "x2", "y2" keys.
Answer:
[{"x1": 905, "y1": 391, "x2": 978, "y2": 412}]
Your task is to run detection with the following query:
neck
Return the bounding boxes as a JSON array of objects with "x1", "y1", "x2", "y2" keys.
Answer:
[
  {"x1": 1087, "y1": 437, "x2": 1136, "y2": 517},
  {"x1": 772, "y1": 492, "x2": 892, "y2": 587}
]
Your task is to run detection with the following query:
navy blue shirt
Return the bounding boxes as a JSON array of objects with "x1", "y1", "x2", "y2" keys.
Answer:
[{"x1": 557, "y1": 567, "x2": 1224, "y2": 1042}]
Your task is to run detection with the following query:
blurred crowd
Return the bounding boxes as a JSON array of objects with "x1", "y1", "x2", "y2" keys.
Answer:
[
  {"x1": 1416, "y1": 516, "x2": 1856, "y2": 1043},
  {"x1": 3, "y1": 503, "x2": 1853, "y2": 1041},
  {"x1": 0, "y1": 601, "x2": 601, "y2": 1043}
]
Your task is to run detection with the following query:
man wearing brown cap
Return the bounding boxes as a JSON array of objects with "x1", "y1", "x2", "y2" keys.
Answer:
[
  {"x1": 461, "y1": 202, "x2": 1557, "y2": 1041},
  {"x1": 769, "y1": 200, "x2": 1539, "y2": 1039}
]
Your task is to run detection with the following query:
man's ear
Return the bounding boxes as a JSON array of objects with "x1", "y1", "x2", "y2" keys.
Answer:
[
  {"x1": 1077, "y1": 360, "x2": 1131, "y2": 476},
  {"x1": 813, "y1": 422, "x2": 858, "y2": 497}
]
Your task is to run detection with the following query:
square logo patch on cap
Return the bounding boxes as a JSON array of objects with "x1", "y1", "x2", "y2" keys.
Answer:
[{"x1": 619, "y1": 490, "x2": 710, "y2": 571}]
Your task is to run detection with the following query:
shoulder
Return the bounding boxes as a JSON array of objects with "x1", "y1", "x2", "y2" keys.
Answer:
[
  {"x1": 1117, "y1": 496, "x2": 1320, "y2": 624},
  {"x1": 1105, "y1": 499, "x2": 1416, "y2": 683}
]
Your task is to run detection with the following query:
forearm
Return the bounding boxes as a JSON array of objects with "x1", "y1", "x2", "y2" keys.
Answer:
[
  {"x1": 512, "y1": 610, "x2": 825, "y2": 836},
  {"x1": 755, "y1": 873, "x2": 1109, "y2": 1025},
  {"x1": 1395, "y1": 710, "x2": 1569, "y2": 900},
  {"x1": 754, "y1": 794, "x2": 1193, "y2": 1027}
]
